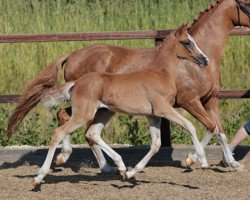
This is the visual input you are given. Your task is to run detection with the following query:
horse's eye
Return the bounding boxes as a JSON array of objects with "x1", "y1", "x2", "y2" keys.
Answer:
[{"x1": 181, "y1": 40, "x2": 191, "y2": 46}]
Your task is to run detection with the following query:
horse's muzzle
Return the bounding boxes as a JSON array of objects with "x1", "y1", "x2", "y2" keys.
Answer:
[{"x1": 195, "y1": 54, "x2": 209, "y2": 67}]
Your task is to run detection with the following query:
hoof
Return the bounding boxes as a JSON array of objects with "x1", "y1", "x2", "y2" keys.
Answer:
[
  {"x1": 201, "y1": 161, "x2": 209, "y2": 169},
  {"x1": 124, "y1": 171, "x2": 135, "y2": 180},
  {"x1": 31, "y1": 178, "x2": 38, "y2": 187},
  {"x1": 185, "y1": 156, "x2": 194, "y2": 167},
  {"x1": 201, "y1": 166, "x2": 209, "y2": 170},
  {"x1": 228, "y1": 161, "x2": 246, "y2": 172},
  {"x1": 55, "y1": 154, "x2": 65, "y2": 166},
  {"x1": 120, "y1": 170, "x2": 127, "y2": 180},
  {"x1": 236, "y1": 168, "x2": 248, "y2": 172}
]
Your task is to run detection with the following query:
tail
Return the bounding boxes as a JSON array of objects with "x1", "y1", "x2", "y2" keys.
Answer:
[
  {"x1": 7, "y1": 53, "x2": 71, "y2": 138},
  {"x1": 41, "y1": 81, "x2": 75, "y2": 108}
]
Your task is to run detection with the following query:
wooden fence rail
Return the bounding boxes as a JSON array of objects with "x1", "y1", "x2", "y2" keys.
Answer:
[
  {"x1": 0, "y1": 27, "x2": 249, "y2": 43},
  {"x1": 0, "y1": 27, "x2": 249, "y2": 147}
]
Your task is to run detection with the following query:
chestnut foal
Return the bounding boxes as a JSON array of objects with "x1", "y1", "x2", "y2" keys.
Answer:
[{"x1": 33, "y1": 25, "x2": 209, "y2": 186}]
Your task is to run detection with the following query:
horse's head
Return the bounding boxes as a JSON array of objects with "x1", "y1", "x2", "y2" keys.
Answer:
[
  {"x1": 231, "y1": 0, "x2": 250, "y2": 27},
  {"x1": 174, "y1": 23, "x2": 209, "y2": 67}
]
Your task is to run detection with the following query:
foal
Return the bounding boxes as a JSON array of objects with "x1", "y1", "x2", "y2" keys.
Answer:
[{"x1": 33, "y1": 25, "x2": 209, "y2": 186}]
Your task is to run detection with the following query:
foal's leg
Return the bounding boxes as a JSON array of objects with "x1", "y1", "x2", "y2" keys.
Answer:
[
  {"x1": 33, "y1": 100, "x2": 100, "y2": 186},
  {"x1": 181, "y1": 100, "x2": 216, "y2": 166},
  {"x1": 86, "y1": 109, "x2": 117, "y2": 173},
  {"x1": 125, "y1": 116, "x2": 161, "y2": 179},
  {"x1": 57, "y1": 107, "x2": 117, "y2": 173},
  {"x1": 86, "y1": 121, "x2": 127, "y2": 176},
  {"x1": 157, "y1": 105, "x2": 208, "y2": 168},
  {"x1": 186, "y1": 131, "x2": 212, "y2": 165},
  {"x1": 32, "y1": 116, "x2": 84, "y2": 186},
  {"x1": 55, "y1": 107, "x2": 73, "y2": 165}
]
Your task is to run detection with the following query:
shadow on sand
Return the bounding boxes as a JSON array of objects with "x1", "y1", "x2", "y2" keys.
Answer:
[
  {"x1": 0, "y1": 147, "x2": 185, "y2": 171},
  {"x1": 1, "y1": 145, "x2": 249, "y2": 191}
]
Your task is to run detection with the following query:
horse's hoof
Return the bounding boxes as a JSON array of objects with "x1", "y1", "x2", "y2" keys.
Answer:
[
  {"x1": 124, "y1": 171, "x2": 136, "y2": 180},
  {"x1": 31, "y1": 178, "x2": 38, "y2": 187},
  {"x1": 120, "y1": 170, "x2": 127, "y2": 180},
  {"x1": 201, "y1": 161, "x2": 209, "y2": 169},
  {"x1": 185, "y1": 156, "x2": 194, "y2": 167},
  {"x1": 201, "y1": 166, "x2": 209, "y2": 170},
  {"x1": 55, "y1": 154, "x2": 65, "y2": 166},
  {"x1": 228, "y1": 161, "x2": 246, "y2": 172},
  {"x1": 236, "y1": 165, "x2": 247, "y2": 172}
]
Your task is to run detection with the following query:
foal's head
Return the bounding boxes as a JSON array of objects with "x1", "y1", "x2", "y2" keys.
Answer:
[{"x1": 173, "y1": 23, "x2": 209, "y2": 67}]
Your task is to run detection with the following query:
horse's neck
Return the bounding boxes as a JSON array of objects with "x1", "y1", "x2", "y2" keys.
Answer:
[
  {"x1": 189, "y1": 1, "x2": 234, "y2": 67},
  {"x1": 151, "y1": 41, "x2": 178, "y2": 69}
]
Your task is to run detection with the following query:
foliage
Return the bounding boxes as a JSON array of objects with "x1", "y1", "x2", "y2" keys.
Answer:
[{"x1": 0, "y1": 0, "x2": 249, "y2": 146}]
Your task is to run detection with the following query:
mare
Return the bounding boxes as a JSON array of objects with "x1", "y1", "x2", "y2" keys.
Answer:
[
  {"x1": 7, "y1": 0, "x2": 250, "y2": 172},
  {"x1": 32, "y1": 24, "x2": 208, "y2": 185}
]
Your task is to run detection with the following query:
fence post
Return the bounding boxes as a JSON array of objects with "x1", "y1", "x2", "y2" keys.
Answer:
[{"x1": 155, "y1": 38, "x2": 172, "y2": 147}]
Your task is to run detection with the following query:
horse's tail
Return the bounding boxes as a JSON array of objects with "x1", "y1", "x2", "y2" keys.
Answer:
[{"x1": 7, "y1": 53, "x2": 71, "y2": 138}]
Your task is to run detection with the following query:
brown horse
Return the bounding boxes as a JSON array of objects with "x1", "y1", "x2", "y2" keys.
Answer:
[
  {"x1": 32, "y1": 25, "x2": 209, "y2": 185},
  {"x1": 8, "y1": 0, "x2": 250, "y2": 171}
]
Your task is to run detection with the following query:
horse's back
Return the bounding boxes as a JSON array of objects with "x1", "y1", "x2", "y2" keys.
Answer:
[{"x1": 64, "y1": 44, "x2": 156, "y2": 81}]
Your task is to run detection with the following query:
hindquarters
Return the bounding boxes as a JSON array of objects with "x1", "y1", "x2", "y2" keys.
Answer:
[{"x1": 7, "y1": 53, "x2": 70, "y2": 137}]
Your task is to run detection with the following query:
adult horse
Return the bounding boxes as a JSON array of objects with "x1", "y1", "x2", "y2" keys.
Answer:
[
  {"x1": 33, "y1": 25, "x2": 209, "y2": 185},
  {"x1": 7, "y1": 0, "x2": 250, "y2": 171}
]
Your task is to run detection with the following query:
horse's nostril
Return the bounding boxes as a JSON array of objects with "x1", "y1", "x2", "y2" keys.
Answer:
[
  {"x1": 204, "y1": 57, "x2": 208, "y2": 64},
  {"x1": 196, "y1": 54, "x2": 209, "y2": 67},
  {"x1": 200, "y1": 55, "x2": 208, "y2": 65}
]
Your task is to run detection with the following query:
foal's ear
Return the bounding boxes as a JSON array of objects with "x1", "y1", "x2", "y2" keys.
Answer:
[{"x1": 175, "y1": 23, "x2": 189, "y2": 38}]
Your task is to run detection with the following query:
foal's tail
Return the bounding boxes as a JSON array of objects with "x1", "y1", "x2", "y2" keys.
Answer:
[
  {"x1": 7, "y1": 53, "x2": 71, "y2": 138},
  {"x1": 41, "y1": 81, "x2": 75, "y2": 108}
]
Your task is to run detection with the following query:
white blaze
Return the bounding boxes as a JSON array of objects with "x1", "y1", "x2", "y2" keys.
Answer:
[{"x1": 188, "y1": 34, "x2": 209, "y2": 63}]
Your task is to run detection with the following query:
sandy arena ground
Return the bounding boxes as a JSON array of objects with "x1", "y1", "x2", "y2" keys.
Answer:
[{"x1": 0, "y1": 154, "x2": 249, "y2": 200}]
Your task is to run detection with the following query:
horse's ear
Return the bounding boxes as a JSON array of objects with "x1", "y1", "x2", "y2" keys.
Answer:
[
  {"x1": 175, "y1": 23, "x2": 188, "y2": 37},
  {"x1": 183, "y1": 23, "x2": 189, "y2": 31},
  {"x1": 175, "y1": 24, "x2": 184, "y2": 37}
]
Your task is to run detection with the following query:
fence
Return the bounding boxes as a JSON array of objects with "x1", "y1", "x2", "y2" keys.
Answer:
[{"x1": 0, "y1": 27, "x2": 249, "y2": 146}]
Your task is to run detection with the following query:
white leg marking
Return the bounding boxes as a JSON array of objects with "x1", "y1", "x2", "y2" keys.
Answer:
[
  {"x1": 126, "y1": 116, "x2": 161, "y2": 179},
  {"x1": 88, "y1": 122, "x2": 117, "y2": 173},
  {"x1": 217, "y1": 132, "x2": 244, "y2": 170},
  {"x1": 87, "y1": 110, "x2": 116, "y2": 173},
  {"x1": 33, "y1": 118, "x2": 83, "y2": 185},
  {"x1": 163, "y1": 107, "x2": 208, "y2": 168},
  {"x1": 187, "y1": 131, "x2": 212, "y2": 163},
  {"x1": 86, "y1": 123, "x2": 126, "y2": 172},
  {"x1": 56, "y1": 135, "x2": 73, "y2": 164},
  {"x1": 91, "y1": 144, "x2": 117, "y2": 173}
]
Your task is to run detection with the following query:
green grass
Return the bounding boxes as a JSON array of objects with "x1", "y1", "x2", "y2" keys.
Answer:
[{"x1": 0, "y1": 0, "x2": 249, "y2": 146}]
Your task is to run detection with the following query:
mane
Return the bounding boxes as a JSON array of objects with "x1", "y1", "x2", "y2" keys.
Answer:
[{"x1": 188, "y1": 0, "x2": 222, "y2": 30}]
